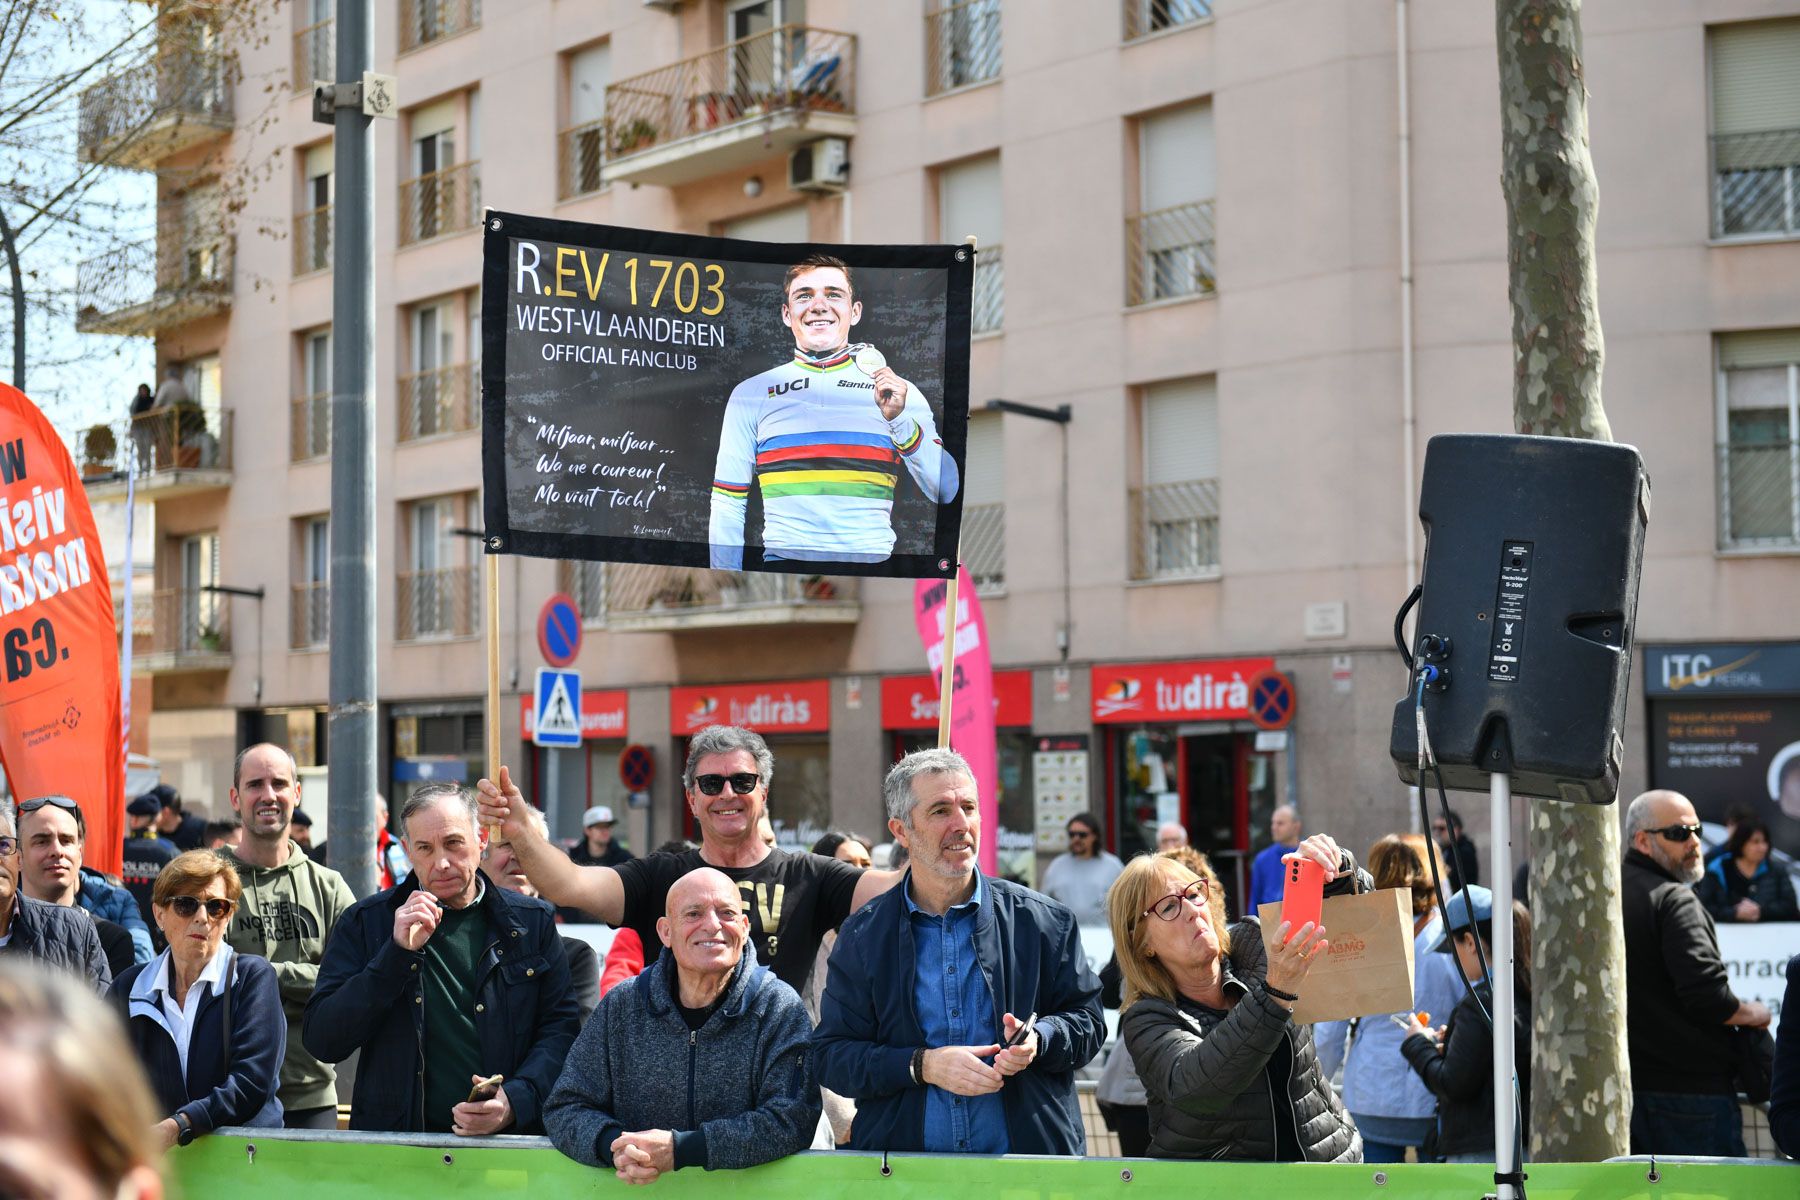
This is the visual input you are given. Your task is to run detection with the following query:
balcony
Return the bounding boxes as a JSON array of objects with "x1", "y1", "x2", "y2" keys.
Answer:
[
  {"x1": 294, "y1": 17, "x2": 333, "y2": 89},
  {"x1": 397, "y1": 362, "x2": 479, "y2": 441},
  {"x1": 1123, "y1": 0, "x2": 1213, "y2": 41},
  {"x1": 603, "y1": 564, "x2": 860, "y2": 632},
  {"x1": 399, "y1": 161, "x2": 481, "y2": 246},
  {"x1": 399, "y1": 0, "x2": 481, "y2": 54},
  {"x1": 925, "y1": 0, "x2": 1001, "y2": 97},
  {"x1": 1717, "y1": 439, "x2": 1800, "y2": 550},
  {"x1": 397, "y1": 565, "x2": 478, "y2": 640},
  {"x1": 558, "y1": 118, "x2": 607, "y2": 200},
  {"x1": 84, "y1": 407, "x2": 234, "y2": 501},
  {"x1": 294, "y1": 205, "x2": 332, "y2": 275},
  {"x1": 135, "y1": 588, "x2": 232, "y2": 673},
  {"x1": 78, "y1": 47, "x2": 232, "y2": 170},
  {"x1": 972, "y1": 244, "x2": 1003, "y2": 334},
  {"x1": 291, "y1": 392, "x2": 330, "y2": 462},
  {"x1": 603, "y1": 25, "x2": 856, "y2": 188},
  {"x1": 291, "y1": 581, "x2": 330, "y2": 649},
  {"x1": 1131, "y1": 479, "x2": 1220, "y2": 580},
  {"x1": 1126, "y1": 198, "x2": 1215, "y2": 306},
  {"x1": 961, "y1": 502, "x2": 1005, "y2": 595},
  {"x1": 1712, "y1": 129, "x2": 1800, "y2": 240},
  {"x1": 76, "y1": 217, "x2": 233, "y2": 336}
]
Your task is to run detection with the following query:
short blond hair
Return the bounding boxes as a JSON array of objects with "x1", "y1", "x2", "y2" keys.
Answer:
[{"x1": 1108, "y1": 853, "x2": 1233, "y2": 1011}]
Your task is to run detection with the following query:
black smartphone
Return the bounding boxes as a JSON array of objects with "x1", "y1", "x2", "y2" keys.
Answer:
[{"x1": 1005, "y1": 1013, "x2": 1038, "y2": 1048}]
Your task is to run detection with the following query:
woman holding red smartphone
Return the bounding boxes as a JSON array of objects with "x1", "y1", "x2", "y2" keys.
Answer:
[{"x1": 1108, "y1": 834, "x2": 1370, "y2": 1162}]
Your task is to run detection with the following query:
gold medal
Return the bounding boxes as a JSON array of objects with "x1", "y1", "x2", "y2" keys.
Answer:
[{"x1": 853, "y1": 346, "x2": 886, "y2": 375}]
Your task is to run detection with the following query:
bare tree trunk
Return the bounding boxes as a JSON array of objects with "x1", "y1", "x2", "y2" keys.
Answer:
[
  {"x1": 1495, "y1": 0, "x2": 1630, "y2": 1160},
  {"x1": 0, "y1": 204, "x2": 23, "y2": 389}
]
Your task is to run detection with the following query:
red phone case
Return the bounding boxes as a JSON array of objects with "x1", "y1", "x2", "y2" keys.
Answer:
[{"x1": 1281, "y1": 857, "x2": 1326, "y2": 938}]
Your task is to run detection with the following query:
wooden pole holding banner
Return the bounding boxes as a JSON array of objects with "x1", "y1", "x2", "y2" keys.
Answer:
[
  {"x1": 935, "y1": 234, "x2": 978, "y2": 749},
  {"x1": 485, "y1": 553, "x2": 502, "y2": 783}
]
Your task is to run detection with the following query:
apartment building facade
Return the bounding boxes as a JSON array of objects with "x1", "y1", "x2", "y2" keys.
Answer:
[{"x1": 71, "y1": 0, "x2": 1800, "y2": 898}]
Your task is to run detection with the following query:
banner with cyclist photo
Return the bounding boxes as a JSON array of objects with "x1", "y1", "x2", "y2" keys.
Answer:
[{"x1": 480, "y1": 211, "x2": 973, "y2": 580}]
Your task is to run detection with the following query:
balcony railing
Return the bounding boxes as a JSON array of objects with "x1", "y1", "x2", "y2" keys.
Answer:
[
  {"x1": 104, "y1": 407, "x2": 234, "y2": 499},
  {"x1": 291, "y1": 581, "x2": 330, "y2": 648},
  {"x1": 603, "y1": 564, "x2": 860, "y2": 631},
  {"x1": 1712, "y1": 129, "x2": 1800, "y2": 240},
  {"x1": 558, "y1": 119, "x2": 608, "y2": 200},
  {"x1": 926, "y1": 0, "x2": 1002, "y2": 96},
  {"x1": 1131, "y1": 479, "x2": 1220, "y2": 580},
  {"x1": 135, "y1": 588, "x2": 231, "y2": 670},
  {"x1": 294, "y1": 205, "x2": 332, "y2": 275},
  {"x1": 294, "y1": 18, "x2": 334, "y2": 89},
  {"x1": 396, "y1": 565, "x2": 479, "y2": 640},
  {"x1": 961, "y1": 502, "x2": 1005, "y2": 594},
  {"x1": 291, "y1": 392, "x2": 330, "y2": 462},
  {"x1": 397, "y1": 362, "x2": 479, "y2": 441},
  {"x1": 399, "y1": 161, "x2": 481, "y2": 245},
  {"x1": 1124, "y1": 0, "x2": 1213, "y2": 40},
  {"x1": 399, "y1": 0, "x2": 481, "y2": 54},
  {"x1": 972, "y1": 244, "x2": 1003, "y2": 334},
  {"x1": 556, "y1": 560, "x2": 607, "y2": 625},
  {"x1": 78, "y1": 46, "x2": 232, "y2": 170},
  {"x1": 603, "y1": 25, "x2": 856, "y2": 186},
  {"x1": 1718, "y1": 439, "x2": 1800, "y2": 549},
  {"x1": 76, "y1": 215, "x2": 234, "y2": 335},
  {"x1": 1126, "y1": 198, "x2": 1216, "y2": 306}
]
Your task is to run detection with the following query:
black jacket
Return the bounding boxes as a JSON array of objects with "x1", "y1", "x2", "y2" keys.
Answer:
[
  {"x1": 0, "y1": 895, "x2": 111, "y2": 991},
  {"x1": 1695, "y1": 854, "x2": 1799, "y2": 923},
  {"x1": 1120, "y1": 917, "x2": 1361, "y2": 1163},
  {"x1": 1401, "y1": 978, "x2": 1531, "y2": 1158},
  {"x1": 1621, "y1": 849, "x2": 1740, "y2": 1094},
  {"x1": 301, "y1": 871, "x2": 581, "y2": 1133},
  {"x1": 1771, "y1": 953, "x2": 1800, "y2": 1159}
]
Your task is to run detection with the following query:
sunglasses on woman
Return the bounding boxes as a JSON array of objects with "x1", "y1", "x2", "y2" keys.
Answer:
[
  {"x1": 166, "y1": 895, "x2": 235, "y2": 921},
  {"x1": 1141, "y1": 877, "x2": 1210, "y2": 924},
  {"x1": 694, "y1": 773, "x2": 759, "y2": 796}
]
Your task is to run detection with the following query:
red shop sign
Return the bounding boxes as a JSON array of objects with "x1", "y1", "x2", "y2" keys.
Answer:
[
  {"x1": 670, "y1": 678, "x2": 831, "y2": 735},
  {"x1": 880, "y1": 670, "x2": 1034, "y2": 730},
  {"x1": 1090, "y1": 658, "x2": 1278, "y2": 724},
  {"x1": 518, "y1": 689, "x2": 630, "y2": 740}
]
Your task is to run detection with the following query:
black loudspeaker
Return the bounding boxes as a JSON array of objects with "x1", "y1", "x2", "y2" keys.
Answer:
[{"x1": 1390, "y1": 434, "x2": 1650, "y2": 805}]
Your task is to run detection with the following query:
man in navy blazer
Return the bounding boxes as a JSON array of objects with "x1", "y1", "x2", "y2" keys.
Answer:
[{"x1": 813, "y1": 749, "x2": 1103, "y2": 1155}]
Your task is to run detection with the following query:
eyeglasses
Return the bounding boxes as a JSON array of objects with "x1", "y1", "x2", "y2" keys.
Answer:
[
  {"x1": 1142, "y1": 878, "x2": 1210, "y2": 923},
  {"x1": 695, "y1": 773, "x2": 759, "y2": 796},
  {"x1": 1648, "y1": 823, "x2": 1702, "y2": 844},
  {"x1": 18, "y1": 796, "x2": 78, "y2": 816},
  {"x1": 166, "y1": 895, "x2": 234, "y2": 921}
]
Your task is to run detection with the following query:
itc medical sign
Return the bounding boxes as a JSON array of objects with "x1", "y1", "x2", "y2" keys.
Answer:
[
  {"x1": 670, "y1": 679, "x2": 831, "y2": 734},
  {"x1": 1643, "y1": 644, "x2": 1799, "y2": 696},
  {"x1": 1090, "y1": 658, "x2": 1278, "y2": 724}
]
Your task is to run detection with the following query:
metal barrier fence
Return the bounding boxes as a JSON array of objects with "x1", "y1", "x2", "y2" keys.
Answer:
[
  {"x1": 1126, "y1": 199, "x2": 1216, "y2": 306},
  {"x1": 926, "y1": 0, "x2": 1002, "y2": 95},
  {"x1": 1131, "y1": 479, "x2": 1220, "y2": 579},
  {"x1": 399, "y1": 162, "x2": 481, "y2": 246},
  {"x1": 399, "y1": 0, "x2": 481, "y2": 54},
  {"x1": 604, "y1": 25, "x2": 855, "y2": 161},
  {"x1": 1123, "y1": 0, "x2": 1214, "y2": 40},
  {"x1": 1712, "y1": 128, "x2": 1800, "y2": 239}
]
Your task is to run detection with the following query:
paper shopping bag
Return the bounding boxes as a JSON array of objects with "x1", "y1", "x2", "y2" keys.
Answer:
[{"x1": 1257, "y1": 887, "x2": 1415, "y2": 1024}]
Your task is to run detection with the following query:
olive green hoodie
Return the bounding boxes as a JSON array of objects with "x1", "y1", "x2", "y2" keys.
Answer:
[{"x1": 220, "y1": 841, "x2": 357, "y2": 1114}]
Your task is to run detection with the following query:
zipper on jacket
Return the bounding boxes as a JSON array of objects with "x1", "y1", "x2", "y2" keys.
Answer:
[{"x1": 686, "y1": 1030, "x2": 697, "y2": 1130}]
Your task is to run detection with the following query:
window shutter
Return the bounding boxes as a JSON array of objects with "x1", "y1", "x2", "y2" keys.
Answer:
[
  {"x1": 1144, "y1": 377, "x2": 1218, "y2": 485},
  {"x1": 1710, "y1": 21, "x2": 1800, "y2": 135},
  {"x1": 303, "y1": 141, "x2": 334, "y2": 180},
  {"x1": 962, "y1": 411, "x2": 1005, "y2": 506},
  {"x1": 570, "y1": 43, "x2": 611, "y2": 126},
  {"x1": 1719, "y1": 328, "x2": 1800, "y2": 370},
  {"x1": 722, "y1": 205, "x2": 810, "y2": 243},
  {"x1": 411, "y1": 98, "x2": 457, "y2": 142},
  {"x1": 939, "y1": 154, "x2": 1003, "y2": 248},
  {"x1": 1141, "y1": 102, "x2": 1214, "y2": 211}
]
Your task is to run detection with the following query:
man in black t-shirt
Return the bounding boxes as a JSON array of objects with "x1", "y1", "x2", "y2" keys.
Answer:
[{"x1": 478, "y1": 725, "x2": 900, "y2": 991}]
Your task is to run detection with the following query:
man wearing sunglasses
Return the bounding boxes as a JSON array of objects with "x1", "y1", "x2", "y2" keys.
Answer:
[
  {"x1": 1621, "y1": 789, "x2": 1772, "y2": 1158},
  {"x1": 0, "y1": 798, "x2": 111, "y2": 991},
  {"x1": 477, "y1": 724, "x2": 903, "y2": 992},
  {"x1": 16, "y1": 795, "x2": 153, "y2": 965}
]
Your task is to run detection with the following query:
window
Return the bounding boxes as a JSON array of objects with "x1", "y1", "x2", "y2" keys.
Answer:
[
  {"x1": 558, "y1": 560, "x2": 607, "y2": 626},
  {"x1": 293, "y1": 328, "x2": 331, "y2": 461},
  {"x1": 294, "y1": 0, "x2": 335, "y2": 90},
  {"x1": 1134, "y1": 377, "x2": 1219, "y2": 579},
  {"x1": 1129, "y1": 102, "x2": 1216, "y2": 305},
  {"x1": 962, "y1": 411, "x2": 1005, "y2": 592},
  {"x1": 1718, "y1": 330, "x2": 1800, "y2": 549},
  {"x1": 297, "y1": 141, "x2": 333, "y2": 274},
  {"x1": 403, "y1": 299, "x2": 458, "y2": 439},
  {"x1": 400, "y1": 494, "x2": 476, "y2": 639},
  {"x1": 401, "y1": 96, "x2": 479, "y2": 244},
  {"x1": 926, "y1": 0, "x2": 1001, "y2": 96},
  {"x1": 939, "y1": 155, "x2": 1002, "y2": 333},
  {"x1": 720, "y1": 205, "x2": 810, "y2": 242},
  {"x1": 400, "y1": 0, "x2": 480, "y2": 54},
  {"x1": 561, "y1": 42, "x2": 611, "y2": 199},
  {"x1": 1709, "y1": 20, "x2": 1800, "y2": 238},
  {"x1": 1124, "y1": 0, "x2": 1213, "y2": 41},
  {"x1": 726, "y1": 0, "x2": 810, "y2": 100},
  {"x1": 178, "y1": 532, "x2": 223, "y2": 653},
  {"x1": 293, "y1": 516, "x2": 329, "y2": 647}
]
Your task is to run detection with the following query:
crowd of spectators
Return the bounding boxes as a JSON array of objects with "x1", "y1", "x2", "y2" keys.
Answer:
[{"x1": 0, "y1": 735, "x2": 1796, "y2": 1184}]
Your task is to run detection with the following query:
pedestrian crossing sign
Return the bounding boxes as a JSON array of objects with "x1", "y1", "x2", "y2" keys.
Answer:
[{"x1": 533, "y1": 667, "x2": 582, "y2": 748}]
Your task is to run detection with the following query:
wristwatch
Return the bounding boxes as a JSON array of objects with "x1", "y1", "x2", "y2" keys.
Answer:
[{"x1": 175, "y1": 1112, "x2": 197, "y2": 1147}]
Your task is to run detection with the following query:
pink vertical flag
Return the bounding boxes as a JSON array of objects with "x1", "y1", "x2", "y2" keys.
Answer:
[{"x1": 913, "y1": 567, "x2": 998, "y2": 875}]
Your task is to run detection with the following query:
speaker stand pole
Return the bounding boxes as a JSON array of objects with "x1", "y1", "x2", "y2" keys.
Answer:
[{"x1": 1489, "y1": 769, "x2": 1518, "y2": 1200}]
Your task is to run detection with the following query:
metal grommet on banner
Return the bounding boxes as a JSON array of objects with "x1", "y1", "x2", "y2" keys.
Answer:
[
  {"x1": 443, "y1": 1153, "x2": 455, "y2": 1166},
  {"x1": 489, "y1": 217, "x2": 503, "y2": 231},
  {"x1": 1372, "y1": 1171, "x2": 1388, "y2": 1186},
  {"x1": 954, "y1": 248, "x2": 968, "y2": 261},
  {"x1": 245, "y1": 1143, "x2": 256, "y2": 1165},
  {"x1": 1119, "y1": 1167, "x2": 1133, "y2": 1182},
  {"x1": 487, "y1": 536, "x2": 503, "y2": 551},
  {"x1": 938, "y1": 558, "x2": 950, "y2": 572}
]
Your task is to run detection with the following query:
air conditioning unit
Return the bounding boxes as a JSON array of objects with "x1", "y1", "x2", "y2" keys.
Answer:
[{"x1": 789, "y1": 138, "x2": 850, "y2": 194}]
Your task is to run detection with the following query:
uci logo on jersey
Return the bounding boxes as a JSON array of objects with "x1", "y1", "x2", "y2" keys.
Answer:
[{"x1": 768, "y1": 377, "x2": 810, "y2": 397}]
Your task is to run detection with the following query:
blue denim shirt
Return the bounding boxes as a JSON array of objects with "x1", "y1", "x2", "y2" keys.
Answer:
[{"x1": 905, "y1": 873, "x2": 1007, "y2": 1153}]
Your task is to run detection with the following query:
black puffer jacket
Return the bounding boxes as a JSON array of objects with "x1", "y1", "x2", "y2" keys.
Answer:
[
  {"x1": 0, "y1": 895, "x2": 111, "y2": 992},
  {"x1": 1121, "y1": 916, "x2": 1361, "y2": 1162},
  {"x1": 1401, "y1": 978, "x2": 1531, "y2": 1158}
]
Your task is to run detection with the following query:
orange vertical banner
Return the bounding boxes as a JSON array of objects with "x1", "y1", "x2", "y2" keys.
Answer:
[{"x1": 0, "y1": 384, "x2": 123, "y2": 875}]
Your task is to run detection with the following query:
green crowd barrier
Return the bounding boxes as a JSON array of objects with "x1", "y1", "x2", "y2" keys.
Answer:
[{"x1": 167, "y1": 1132, "x2": 1793, "y2": 1199}]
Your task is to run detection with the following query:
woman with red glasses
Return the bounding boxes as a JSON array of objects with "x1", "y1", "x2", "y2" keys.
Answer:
[{"x1": 109, "y1": 851, "x2": 285, "y2": 1147}]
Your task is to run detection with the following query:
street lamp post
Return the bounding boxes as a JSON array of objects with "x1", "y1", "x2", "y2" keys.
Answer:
[{"x1": 984, "y1": 400, "x2": 1073, "y2": 659}]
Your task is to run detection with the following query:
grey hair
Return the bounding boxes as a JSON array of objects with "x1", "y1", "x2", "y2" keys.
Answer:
[
  {"x1": 883, "y1": 748, "x2": 974, "y2": 828},
  {"x1": 1624, "y1": 789, "x2": 1685, "y2": 841},
  {"x1": 682, "y1": 725, "x2": 774, "y2": 791},
  {"x1": 399, "y1": 783, "x2": 480, "y2": 838},
  {"x1": 0, "y1": 797, "x2": 13, "y2": 838}
]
